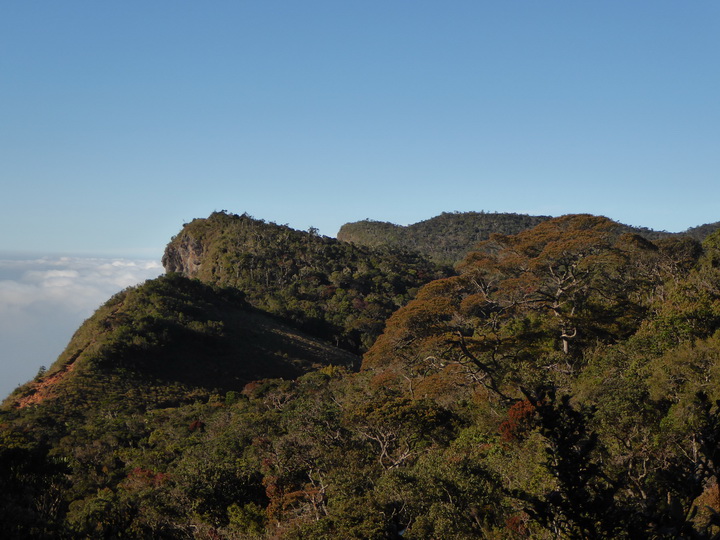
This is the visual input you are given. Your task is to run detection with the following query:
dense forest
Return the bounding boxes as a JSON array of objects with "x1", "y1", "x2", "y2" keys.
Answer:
[
  {"x1": 337, "y1": 212, "x2": 554, "y2": 265},
  {"x1": 338, "y1": 211, "x2": 717, "y2": 266},
  {"x1": 3, "y1": 211, "x2": 720, "y2": 538}
]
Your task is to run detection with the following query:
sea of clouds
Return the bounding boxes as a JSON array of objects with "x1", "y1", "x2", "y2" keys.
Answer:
[{"x1": 0, "y1": 256, "x2": 163, "y2": 399}]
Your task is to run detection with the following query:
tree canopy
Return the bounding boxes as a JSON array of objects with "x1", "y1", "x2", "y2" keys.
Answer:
[{"x1": 4, "y1": 214, "x2": 720, "y2": 538}]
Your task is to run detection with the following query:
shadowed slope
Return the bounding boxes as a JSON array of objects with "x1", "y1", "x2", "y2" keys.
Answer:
[{"x1": 4, "y1": 274, "x2": 358, "y2": 411}]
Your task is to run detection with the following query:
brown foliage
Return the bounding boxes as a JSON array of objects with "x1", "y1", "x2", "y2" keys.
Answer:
[{"x1": 499, "y1": 399, "x2": 537, "y2": 442}]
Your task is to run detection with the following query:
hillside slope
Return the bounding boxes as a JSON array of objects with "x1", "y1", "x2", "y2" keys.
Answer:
[{"x1": 4, "y1": 274, "x2": 358, "y2": 412}]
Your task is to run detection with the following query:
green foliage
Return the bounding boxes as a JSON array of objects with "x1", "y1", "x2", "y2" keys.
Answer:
[
  {"x1": 514, "y1": 389, "x2": 623, "y2": 538},
  {"x1": 338, "y1": 211, "x2": 714, "y2": 267},
  {"x1": 5, "y1": 212, "x2": 720, "y2": 538},
  {"x1": 338, "y1": 211, "x2": 554, "y2": 265},
  {"x1": 4, "y1": 273, "x2": 358, "y2": 413}
]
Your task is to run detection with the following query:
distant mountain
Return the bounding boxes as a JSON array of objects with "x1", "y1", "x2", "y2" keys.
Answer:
[
  {"x1": 338, "y1": 211, "x2": 719, "y2": 265},
  {"x1": 685, "y1": 220, "x2": 720, "y2": 241},
  {"x1": 338, "y1": 211, "x2": 553, "y2": 264}
]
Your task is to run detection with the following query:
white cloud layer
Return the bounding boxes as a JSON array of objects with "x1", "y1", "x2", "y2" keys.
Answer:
[{"x1": 0, "y1": 256, "x2": 163, "y2": 399}]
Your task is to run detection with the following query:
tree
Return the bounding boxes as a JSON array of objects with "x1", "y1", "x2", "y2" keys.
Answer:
[
  {"x1": 363, "y1": 215, "x2": 666, "y2": 399},
  {"x1": 512, "y1": 387, "x2": 625, "y2": 539}
]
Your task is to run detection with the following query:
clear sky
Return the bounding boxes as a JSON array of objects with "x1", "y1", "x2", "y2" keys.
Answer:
[{"x1": 2, "y1": 1, "x2": 719, "y2": 259}]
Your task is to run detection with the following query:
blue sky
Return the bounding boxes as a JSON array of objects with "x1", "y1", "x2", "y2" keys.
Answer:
[{"x1": 2, "y1": 1, "x2": 719, "y2": 259}]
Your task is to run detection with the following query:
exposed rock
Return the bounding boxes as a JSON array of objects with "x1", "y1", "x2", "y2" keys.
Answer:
[{"x1": 162, "y1": 233, "x2": 204, "y2": 275}]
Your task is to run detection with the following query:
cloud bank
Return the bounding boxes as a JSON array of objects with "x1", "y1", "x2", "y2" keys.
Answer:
[{"x1": 0, "y1": 256, "x2": 163, "y2": 399}]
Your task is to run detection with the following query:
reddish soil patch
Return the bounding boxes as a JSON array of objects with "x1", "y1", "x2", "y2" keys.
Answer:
[{"x1": 14, "y1": 359, "x2": 77, "y2": 409}]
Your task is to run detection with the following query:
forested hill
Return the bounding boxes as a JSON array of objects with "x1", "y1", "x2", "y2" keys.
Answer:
[
  {"x1": 163, "y1": 211, "x2": 451, "y2": 353},
  {"x1": 686, "y1": 220, "x2": 720, "y2": 241},
  {"x1": 4, "y1": 275, "x2": 359, "y2": 411},
  {"x1": 338, "y1": 211, "x2": 718, "y2": 265},
  {"x1": 5, "y1": 212, "x2": 720, "y2": 538},
  {"x1": 337, "y1": 212, "x2": 552, "y2": 264}
]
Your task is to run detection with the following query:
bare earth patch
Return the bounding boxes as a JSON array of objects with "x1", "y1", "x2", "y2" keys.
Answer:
[{"x1": 14, "y1": 358, "x2": 78, "y2": 409}]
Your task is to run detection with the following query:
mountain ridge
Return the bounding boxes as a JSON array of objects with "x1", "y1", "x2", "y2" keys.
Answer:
[{"x1": 337, "y1": 211, "x2": 719, "y2": 265}]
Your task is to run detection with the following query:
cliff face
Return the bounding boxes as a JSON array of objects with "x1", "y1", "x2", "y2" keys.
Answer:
[{"x1": 162, "y1": 232, "x2": 204, "y2": 275}]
